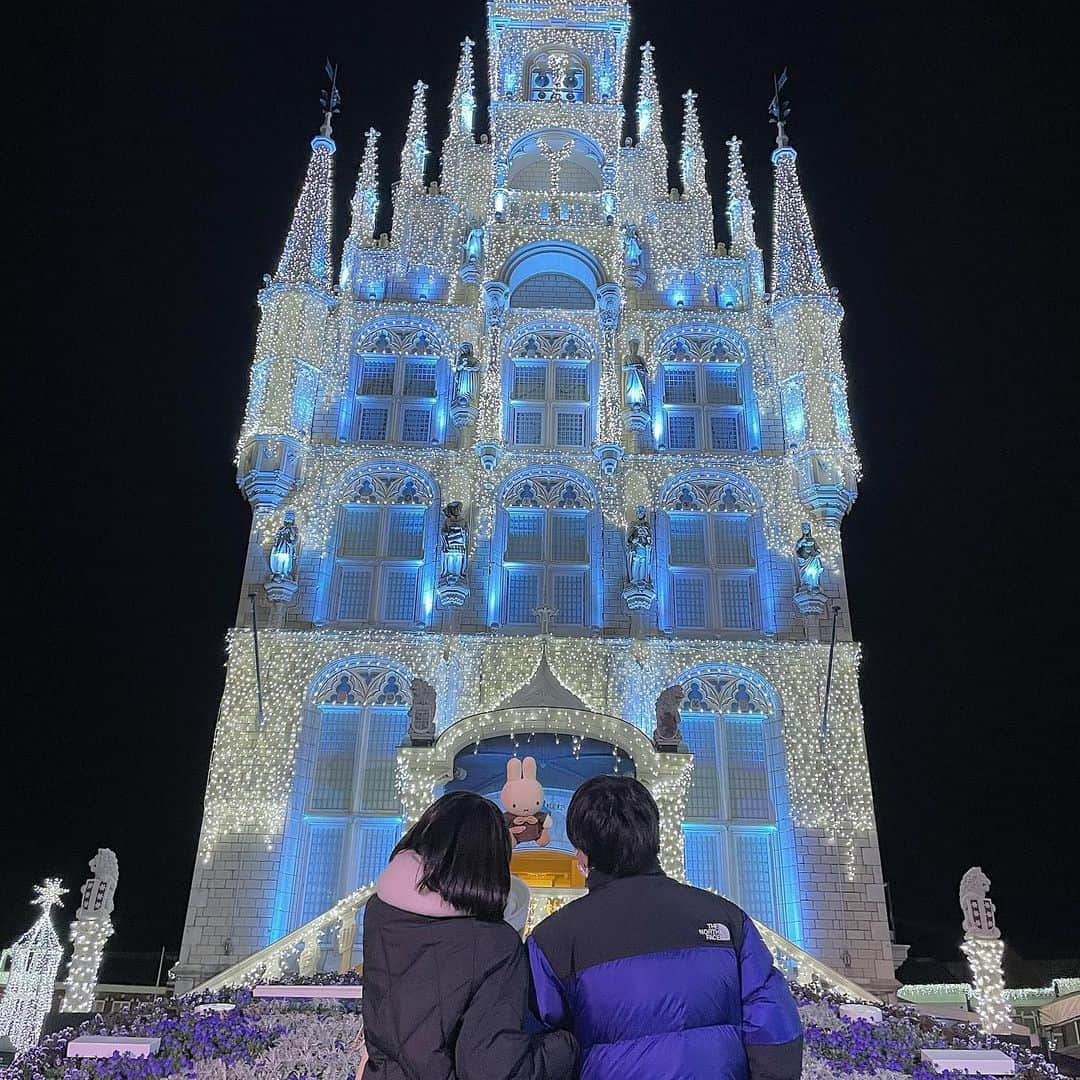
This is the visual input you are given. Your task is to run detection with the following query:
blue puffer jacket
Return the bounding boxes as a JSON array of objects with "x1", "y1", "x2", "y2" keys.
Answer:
[{"x1": 528, "y1": 862, "x2": 802, "y2": 1080}]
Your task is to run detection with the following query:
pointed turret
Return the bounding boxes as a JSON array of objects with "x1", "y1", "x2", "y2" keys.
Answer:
[
  {"x1": 680, "y1": 89, "x2": 706, "y2": 196},
  {"x1": 769, "y1": 142, "x2": 830, "y2": 301},
  {"x1": 399, "y1": 80, "x2": 429, "y2": 193},
  {"x1": 637, "y1": 42, "x2": 668, "y2": 195},
  {"x1": 725, "y1": 136, "x2": 758, "y2": 256},
  {"x1": 340, "y1": 127, "x2": 381, "y2": 293},
  {"x1": 451, "y1": 37, "x2": 476, "y2": 137},
  {"x1": 274, "y1": 132, "x2": 336, "y2": 290}
]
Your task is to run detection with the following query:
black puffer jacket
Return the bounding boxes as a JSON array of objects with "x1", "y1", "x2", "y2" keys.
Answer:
[{"x1": 362, "y1": 885, "x2": 578, "y2": 1080}]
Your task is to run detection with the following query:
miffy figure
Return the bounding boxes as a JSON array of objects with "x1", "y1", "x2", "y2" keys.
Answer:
[{"x1": 500, "y1": 756, "x2": 551, "y2": 846}]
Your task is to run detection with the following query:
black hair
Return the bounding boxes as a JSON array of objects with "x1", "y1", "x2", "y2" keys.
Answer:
[
  {"x1": 566, "y1": 775, "x2": 660, "y2": 878},
  {"x1": 392, "y1": 791, "x2": 511, "y2": 921}
]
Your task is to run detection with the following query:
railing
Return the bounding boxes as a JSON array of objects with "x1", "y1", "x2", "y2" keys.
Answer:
[
  {"x1": 196, "y1": 883, "x2": 378, "y2": 993},
  {"x1": 198, "y1": 882, "x2": 878, "y2": 1003}
]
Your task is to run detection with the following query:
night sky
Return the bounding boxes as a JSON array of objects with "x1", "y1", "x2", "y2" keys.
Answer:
[{"x1": 8, "y1": 0, "x2": 1077, "y2": 975}]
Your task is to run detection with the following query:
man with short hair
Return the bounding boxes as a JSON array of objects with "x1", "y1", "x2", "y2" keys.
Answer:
[{"x1": 528, "y1": 775, "x2": 803, "y2": 1080}]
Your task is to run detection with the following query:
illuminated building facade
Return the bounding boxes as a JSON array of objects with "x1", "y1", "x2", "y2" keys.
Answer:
[{"x1": 175, "y1": 0, "x2": 895, "y2": 995}]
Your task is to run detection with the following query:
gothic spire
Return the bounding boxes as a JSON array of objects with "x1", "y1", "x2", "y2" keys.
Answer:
[
  {"x1": 352, "y1": 127, "x2": 381, "y2": 240},
  {"x1": 274, "y1": 131, "x2": 336, "y2": 290},
  {"x1": 680, "y1": 89, "x2": 706, "y2": 196},
  {"x1": 637, "y1": 42, "x2": 668, "y2": 195},
  {"x1": 769, "y1": 145, "x2": 830, "y2": 300},
  {"x1": 340, "y1": 127, "x2": 381, "y2": 293},
  {"x1": 451, "y1": 37, "x2": 477, "y2": 137},
  {"x1": 400, "y1": 80, "x2": 430, "y2": 192},
  {"x1": 725, "y1": 135, "x2": 758, "y2": 255}
]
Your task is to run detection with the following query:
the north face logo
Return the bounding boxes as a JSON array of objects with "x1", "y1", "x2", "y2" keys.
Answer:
[{"x1": 698, "y1": 923, "x2": 731, "y2": 942}]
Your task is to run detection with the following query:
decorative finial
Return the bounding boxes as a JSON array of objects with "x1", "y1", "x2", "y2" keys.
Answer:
[
  {"x1": 33, "y1": 878, "x2": 68, "y2": 910},
  {"x1": 640, "y1": 40, "x2": 654, "y2": 55},
  {"x1": 320, "y1": 59, "x2": 341, "y2": 137},
  {"x1": 769, "y1": 68, "x2": 790, "y2": 148}
]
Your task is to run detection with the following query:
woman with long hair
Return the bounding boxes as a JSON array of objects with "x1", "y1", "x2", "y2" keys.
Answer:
[{"x1": 361, "y1": 791, "x2": 578, "y2": 1079}]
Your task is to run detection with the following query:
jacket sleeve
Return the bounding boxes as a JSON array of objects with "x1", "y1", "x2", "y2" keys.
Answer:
[
  {"x1": 738, "y1": 915, "x2": 804, "y2": 1080},
  {"x1": 527, "y1": 936, "x2": 572, "y2": 1030},
  {"x1": 456, "y1": 934, "x2": 579, "y2": 1080}
]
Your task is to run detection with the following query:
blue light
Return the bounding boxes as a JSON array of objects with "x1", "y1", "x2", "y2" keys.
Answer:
[
  {"x1": 781, "y1": 379, "x2": 806, "y2": 446},
  {"x1": 422, "y1": 585, "x2": 435, "y2": 619},
  {"x1": 597, "y1": 71, "x2": 613, "y2": 97},
  {"x1": 627, "y1": 380, "x2": 646, "y2": 407},
  {"x1": 652, "y1": 411, "x2": 665, "y2": 444}
]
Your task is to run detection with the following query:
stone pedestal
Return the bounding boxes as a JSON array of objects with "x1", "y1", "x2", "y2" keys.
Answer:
[
  {"x1": 793, "y1": 587, "x2": 827, "y2": 619},
  {"x1": 450, "y1": 400, "x2": 478, "y2": 428},
  {"x1": 593, "y1": 443, "x2": 624, "y2": 476},
  {"x1": 436, "y1": 575, "x2": 470, "y2": 608},
  {"x1": 264, "y1": 576, "x2": 299, "y2": 606},
  {"x1": 622, "y1": 582, "x2": 657, "y2": 612},
  {"x1": 624, "y1": 405, "x2": 650, "y2": 432}
]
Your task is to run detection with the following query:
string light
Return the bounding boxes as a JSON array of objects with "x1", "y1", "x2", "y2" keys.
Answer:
[
  {"x1": 190, "y1": 0, "x2": 884, "y2": 995},
  {"x1": 0, "y1": 879, "x2": 66, "y2": 1054}
]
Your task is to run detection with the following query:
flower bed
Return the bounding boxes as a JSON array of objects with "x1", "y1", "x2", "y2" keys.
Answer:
[{"x1": 2, "y1": 978, "x2": 1064, "y2": 1080}]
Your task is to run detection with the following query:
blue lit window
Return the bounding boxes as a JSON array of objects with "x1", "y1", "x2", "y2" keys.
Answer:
[
  {"x1": 502, "y1": 503, "x2": 590, "y2": 630},
  {"x1": 331, "y1": 486, "x2": 430, "y2": 627},
  {"x1": 661, "y1": 363, "x2": 744, "y2": 451},
  {"x1": 352, "y1": 352, "x2": 443, "y2": 445},
  {"x1": 507, "y1": 352, "x2": 592, "y2": 449},
  {"x1": 676, "y1": 696, "x2": 777, "y2": 916},
  {"x1": 529, "y1": 53, "x2": 586, "y2": 103},
  {"x1": 296, "y1": 698, "x2": 407, "y2": 925},
  {"x1": 667, "y1": 511, "x2": 756, "y2": 632},
  {"x1": 781, "y1": 378, "x2": 806, "y2": 447}
]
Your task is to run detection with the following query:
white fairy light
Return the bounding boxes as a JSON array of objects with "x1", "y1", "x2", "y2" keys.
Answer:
[
  {"x1": 183, "y1": 0, "x2": 887, "y2": 994},
  {"x1": 0, "y1": 880, "x2": 67, "y2": 1054}
]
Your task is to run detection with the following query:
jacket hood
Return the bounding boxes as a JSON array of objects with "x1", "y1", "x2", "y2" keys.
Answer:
[{"x1": 376, "y1": 850, "x2": 462, "y2": 918}]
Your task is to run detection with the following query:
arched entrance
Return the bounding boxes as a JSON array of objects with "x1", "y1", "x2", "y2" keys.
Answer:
[{"x1": 444, "y1": 731, "x2": 637, "y2": 887}]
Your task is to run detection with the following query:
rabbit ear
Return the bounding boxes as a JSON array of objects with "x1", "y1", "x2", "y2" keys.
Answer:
[
  {"x1": 506, "y1": 758, "x2": 522, "y2": 781},
  {"x1": 522, "y1": 756, "x2": 537, "y2": 780}
]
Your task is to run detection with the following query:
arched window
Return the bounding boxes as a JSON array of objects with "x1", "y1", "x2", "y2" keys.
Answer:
[
  {"x1": 505, "y1": 330, "x2": 596, "y2": 449},
  {"x1": 657, "y1": 332, "x2": 749, "y2": 452},
  {"x1": 780, "y1": 376, "x2": 807, "y2": 448},
  {"x1": 347, "y1": 324, "x2": 447, "y2": 446},
  {"x1": 528, "y1": 50, "x2": 587, "y2": 103},
  {"x1": 497, "y1": 471, "x2": 596, "y2": 631},
  {"x1": 328, "y1": 469, "x2": 436, "y2": 627},
  {"x1": 676, "y1": 672, "x2": 784, "y2": 931},
  {"x1": 295, "y1": 665, "x2": 409, "y2": 926},
  {"x1": 661, "y1": 476, "x2": 760, "y2": 634}
]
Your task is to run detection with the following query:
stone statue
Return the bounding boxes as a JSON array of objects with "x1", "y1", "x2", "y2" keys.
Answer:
[
  {"x1": 77, "y1": 848, "x2": 119, "y2": 920},
  {"x1": 959, "y1": 866, "x2": 1000, "y2": 940},
  {"x1": 622, "y1": 224, "x2": 643, "y2": 270},
  {"x1": 408, "y1": 677, "x2": 437, "y2": 744},
  {"x1": 452, "y1": 342, "x2": 479, "y2": 408},
  {"x1": 626, "y1": 507, "x2": 652, "y2": 587},
  {"x1": 794, "y1": 522, "x2": 824, "y2": 591},
  {"x1": 653, "y1": 685, "x2": 685, "y2": 750},
  {"x1": 269, "y1": 511, "x2": 300, "y2": 580},
  {"x1": 463, "y1": 226, "x2": 484, "y2": 266},
  {"x1": 623, "y1": 340, "x2": 648, "y2": 410},
  {"x1": 440, "y1": 503, "x2": 469, "y2": 582}
]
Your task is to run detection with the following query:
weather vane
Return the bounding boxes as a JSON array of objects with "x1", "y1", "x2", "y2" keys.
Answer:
[
  {"x1": 320, "y1": 59, "x2": 341, "y2": 137},
  {"x1": 769, "y1": 68, "x2": 790, "y2": 148}
]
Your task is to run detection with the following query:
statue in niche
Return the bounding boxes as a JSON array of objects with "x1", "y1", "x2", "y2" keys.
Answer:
[
  {"x1": 440, "y1": 502, "x2": 469, "y2": 582},
  {"x1": 623, "y1": 340, "x2": 648, "y2": 409},
  {"x1": 959, "y1": 866, "x2": 1000, "y2": 940},
  {"x1": 463, "y1": 226, "x2": 484, "y2": 266},
  {"x1": 794, "y1": 522, "x2": 824, "y2": 591},
  {"x1": 452, "y1": 342, "x2": 479, "y2": 408},
  {"x1": 653, "y1": 685, "x2": 685, "y2": 750},
  {"x1": 622, "y1": 224, "x2": 644, "y2": 270},
  {"x1": 408, "y1": 677, "x2": 437, "y2": 744},
  {"x1": 625, "y1": 506, "x2": 653, "y2": 587},
  {"x1": 77, "y1": 849, "x2": 119, "y2": 921},
  {"x1": 269, "y1": 511, "x2": 300, "y2": 580}
]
